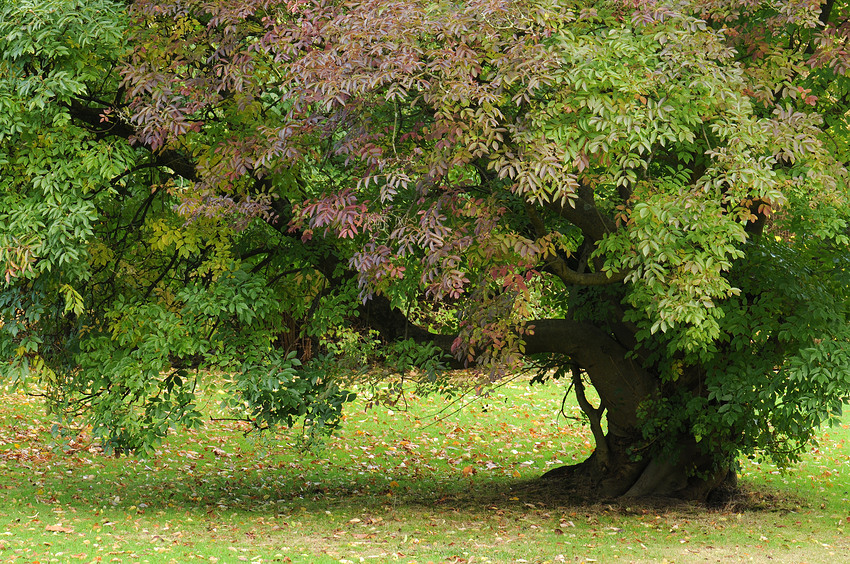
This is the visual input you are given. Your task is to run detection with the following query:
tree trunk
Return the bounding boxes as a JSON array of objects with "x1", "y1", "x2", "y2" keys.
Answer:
[
  {"x1": 541, "y1": 433, "x2": 734, "y2": 501},
  {"x1": 364, "y1": 298, "x2": 734, "y2": 502},
  {"x1": 524, "y1": 321, "x2": 735, "y2": 502}
]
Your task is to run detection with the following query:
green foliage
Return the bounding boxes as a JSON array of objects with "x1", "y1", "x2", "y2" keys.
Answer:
[
  {"x1": 598, "y1": 193, "x2": 748, "y2": 355},
  {"x1": 0, "y1": 0, "x2": 358, "y2": 453}
]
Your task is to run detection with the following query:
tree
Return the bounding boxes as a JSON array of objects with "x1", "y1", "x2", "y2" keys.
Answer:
[{"x1": 2, "y1": 0, "x2": 850, "y2": 501}]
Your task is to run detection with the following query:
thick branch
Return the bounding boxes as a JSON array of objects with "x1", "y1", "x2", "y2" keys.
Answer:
[
  {"x1": 820, "y1": 0, "x2": 836, "y2": 26},
  {"x1": 546, "y1": 259, "x2": 627, "y2": 286},
  {"x1": 523, "y1": 319, "x2": 655, "y2": 433},
  {"x1": 363, "y1": 294, "x2": 655, "y2": 434},
  {"x1": 65, "y1": 99, "x2": 199, "y2": 182},
  {"x1": 526, "y1": 202, "x2": 627, "y2": 285},
  {"x1": 744, "y1": 199, "x2": 771, "y2": 238}
]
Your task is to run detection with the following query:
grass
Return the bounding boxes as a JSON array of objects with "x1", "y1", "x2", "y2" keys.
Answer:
[{"x1": 0, "y1": 377, "x2": 848, "y2": 564}]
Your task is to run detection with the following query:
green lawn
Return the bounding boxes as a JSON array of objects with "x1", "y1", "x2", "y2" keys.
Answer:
[{"x1": 0, "y1": 378, "x2": 847, "y2": 563}]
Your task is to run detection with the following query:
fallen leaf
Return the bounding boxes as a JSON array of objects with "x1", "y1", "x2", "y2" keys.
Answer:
[{"x1": 46, "y1": 524, "x2": 74, "y2": 534}]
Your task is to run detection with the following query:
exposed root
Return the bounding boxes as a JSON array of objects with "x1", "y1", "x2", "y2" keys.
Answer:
[{"x1": 534, "y1": 458, "x2": 739, "y2": 507}]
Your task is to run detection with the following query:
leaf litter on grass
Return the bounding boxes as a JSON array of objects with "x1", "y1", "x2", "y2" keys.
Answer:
[{"x1": 0, "y1": 381, "x2": 848, "y2": 563}]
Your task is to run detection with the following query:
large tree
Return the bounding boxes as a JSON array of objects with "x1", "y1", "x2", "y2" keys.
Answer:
[{"x1": 2, "y1": 0, "x2": 850, "y2": 501}]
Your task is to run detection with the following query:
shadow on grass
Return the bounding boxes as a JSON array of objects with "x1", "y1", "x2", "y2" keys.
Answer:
[{"x1": 31, "y1": 450, "x2": 812, "y2": 521}]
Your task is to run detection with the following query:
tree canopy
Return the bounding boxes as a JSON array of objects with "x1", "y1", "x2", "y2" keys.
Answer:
[{"x1": 2, "y1": 0, "x2": 850, "y2": 500}]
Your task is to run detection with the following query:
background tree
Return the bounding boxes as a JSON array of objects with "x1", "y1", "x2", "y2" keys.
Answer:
[{"x1": 2, "y1": 0, "x2": 850, "y2": 501}]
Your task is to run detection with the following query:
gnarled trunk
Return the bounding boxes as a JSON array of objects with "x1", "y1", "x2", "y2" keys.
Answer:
[
  {"x1": 366, "y1": 297, "x2": 734, "y2": 502},
  {"x1": 524, "y1": 321, "x2": 732, "y2": 502},
  {"x1": 541, "y1": 433, "x2": 735, "y2": 501},
  {"x1": 517, "y1": 319, "x2": 736, "y2": 502}
]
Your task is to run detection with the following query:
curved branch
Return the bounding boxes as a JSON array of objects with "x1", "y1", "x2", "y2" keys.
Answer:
[
  {"x1": 546, "y1": 258, "x2": 628, "y2": 286},
  {"x1": 362, "y1": 293, "x2": 655, "y2": 434},
  {"x1": 522, "y1": 319, "x2": 655, "y2": 433},
  {"x1": 526, "y1": 202, "x2": 627, "y2": 285},
  {"x1": 573, "y1": 364, "x2": 609, "y2": 468},
  {"x1": 64, "y1": 99, "x2": 199, "y2": 182}
]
